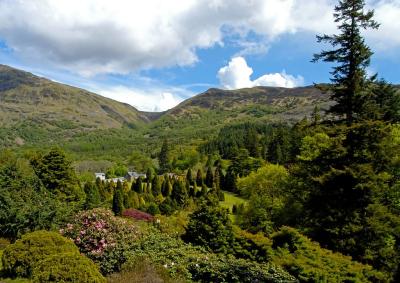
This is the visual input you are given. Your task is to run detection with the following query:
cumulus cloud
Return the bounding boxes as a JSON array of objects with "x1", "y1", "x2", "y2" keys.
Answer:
[
  {"x1": 0, "y1": 0, "x2": 397, "y2": 75},
  {"x1": 93, "y1": 85, "x2": 187, "y2": 112},
  {"x1": 218, "y1": 57, "x2": 304, "y2": 89}
]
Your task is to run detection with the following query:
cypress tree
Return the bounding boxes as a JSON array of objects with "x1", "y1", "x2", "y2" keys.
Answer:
[
  {"x1": 83, "y1": 182, "x2": 101, "y2": 210},
  {"x1": 312, "y1": 0, "x2": 379, "y2": 125},
  {"x1": 158, "y1": 139, "x2": 170, "y2": 174},
  {"x1": 112, "y1": 187, "x2": 124, "y2": 216},
  {"x1": 196, "y1": 169, "x2": 203, "y2": 186},
  {"x1": 205, "y1": 167, "x2": 214, "y2": 188},
  {"x1": 151, "y1": 175, "x2": 162, "y2": 196},
  {"x1": 133, "y1": 177, "x2": 143, "y2": 193},
  {"x1": 161, "y1": 175, "x2": 173, "y2": 197},
  {"x1": 224, "y1": 168, "x2": 237, "y2": 193},
  {"x1": 186, "y1": 168, "x2": 193, "y2": 185}
]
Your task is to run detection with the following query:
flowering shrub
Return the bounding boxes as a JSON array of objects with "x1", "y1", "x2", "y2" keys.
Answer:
[
  {"x1": 61, "y1": 208, "x2": 139, "y2": 274},
  {"x1": 122, "y1": 208, "x2": 154, "y2": 222}
]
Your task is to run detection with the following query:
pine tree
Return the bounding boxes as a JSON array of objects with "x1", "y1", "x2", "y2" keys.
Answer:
[
  {"x1": 205, "y1": 167, "x2": 214, "y2": 188},
  {"x1": 158, "y1": 139, "x2": 170, "y2": 173},
  {"x1": 312, "y1": 0, "x2": 379, "y2": 125}
]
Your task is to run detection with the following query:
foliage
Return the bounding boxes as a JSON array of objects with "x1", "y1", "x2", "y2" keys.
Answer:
[
  {"x1": 312, "y1": 0, "x2": 379, "y2": 124},
  {"x1": 237, "y1": 164, "x2": 289, "y2": 233},
  {"x1": 31, "y1": 252, "x2": 105, "y2": 283},
  {"x1": 107, "y1": 257, "x2": 184, "y2": 283},
  {"x1": 125, "y1": 227, "x2": 295, "y2": 282},
  {"x1": 270, "y1": 227, "x2": 386, "y2": 283},
  {"x1": 61, "y1": 208, "x2": 139, "y2": 274},
  {"x1": 112, "y1": 185, "x2": 125, "y2": 216},
  {"x1": 183, "y1": 202, "x2": 235, "y2": 253},
  {"x1": 83, "y1": 182, "x2": 101, "y2": 210},
  {"x1": 30, "y1": 148, "x2": 84, "y2": 202},
  {"x1": 0, "y1": 151, "x2": 72, "y2": 240},
  {"x1": 159, "y1": 139, "x2": 171, "y2": 173},
  {"x1": 1, "y1": 230, "x2": 104, "y2": 283},
  {"x1": 122, "y1": 209, "x2": 154, "y2": 222}
]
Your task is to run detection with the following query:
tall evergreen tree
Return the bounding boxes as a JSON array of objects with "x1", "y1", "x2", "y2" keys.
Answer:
[
  {"x1": 196, "y1": 169, "x2": 203, "y2": 186},
  {"x1": 224, "y1": 168, "x2": 237, "y2": 193},
  {"x1": 133, "y1": 177, "x2": 143, "y2": 193},
  {"x1": 112, "y1": 186, "x2": 124, "y2": 216},
  {"x1": 205, "y1": 166, "x2": 214, "y2": 188},
  {"x1": 158, "y1": 139, "x2": 171, "y2": 173},
  {"x1": 186, "y1": 168, "x2": 193, "y2": 185},
  {"x1": 312, "y1": 0, "x2": 379, "y2": 125},
  {"x1": 30, "y1": 148, "x2": 84, "y2": 202},
  {"x1": 151, "y1": 175, "x2": 162, "y2": 196},
  {"x1": 83, "y1": 182, "x2": 101, "y2": 210}
]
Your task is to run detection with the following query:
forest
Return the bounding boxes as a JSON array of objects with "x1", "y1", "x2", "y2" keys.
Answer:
[{"x1": 1, "y1": 0, "x2": 400, "y2": 282}]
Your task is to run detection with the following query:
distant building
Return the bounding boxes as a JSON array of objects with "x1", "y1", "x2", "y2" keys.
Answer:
[
  {"x1": 125, "y1": 171, "x2": 146, "y2": 182},
  {"x1": 95, "y1": 172, "x2": 106, "y2": 181}
]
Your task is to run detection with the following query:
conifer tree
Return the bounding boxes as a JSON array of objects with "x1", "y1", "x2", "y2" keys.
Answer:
[
  {"x1": 205, "y1": 167, "x2": 214, "y2": 188},
  {"x1": 133, "y1": 177, "x2": 143, "y2": 194},
  {"x1": 186, "y1": 168, "x2": 193, "y2": 185},
  {"x1": 158, "y1": 139, "x2": 170, "y2": 173},
  {"x1": 196, "y1": 169, "x2": 203, "y2": 186},
  {"x1": 312, "y1": 0, "x2": 379, "y2": 125},
  {"x1": 83, "y1": 182, "x2": 101, "y2": 210},
  {"x1": 161, "y1": 176, "x2": 172, "y2": 197},
  {"x1": 224, "y1": 168, "x2": 237, "y2": 193},
  {"x1": 151, "y1": 175, "x2": 162, "y2": 196},
  {"x1": 112, "y1": 186, "x2": 124, "y2": 216}
]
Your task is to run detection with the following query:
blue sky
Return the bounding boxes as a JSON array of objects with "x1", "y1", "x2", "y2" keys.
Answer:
[{"x1": 0, "y1": 0, "x2": 399, "y2": 111}]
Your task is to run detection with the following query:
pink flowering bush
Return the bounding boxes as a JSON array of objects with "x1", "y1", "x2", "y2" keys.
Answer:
[
  {"x1": 61, "y1": 208, "x2": 139, "y2": 274},
  {"x1": 122, "y1": 208, "x2": 155, "y2": 222}
]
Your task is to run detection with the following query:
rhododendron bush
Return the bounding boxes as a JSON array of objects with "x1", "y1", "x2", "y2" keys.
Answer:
[
  {"x1": 61, "y1": 208, "x2": 138, "y2": 274},
  {"x1": 122, "y1": 208, "x2": 155, "y2": 222}
]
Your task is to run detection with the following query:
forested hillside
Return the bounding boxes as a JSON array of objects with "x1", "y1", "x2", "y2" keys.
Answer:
[{"x1": 1, "y1": 0, "x2": 400, "y2": 282}]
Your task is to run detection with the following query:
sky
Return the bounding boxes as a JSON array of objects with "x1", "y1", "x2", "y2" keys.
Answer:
[{"x1": 0, "y1": 0, "x2": 399, "y2": 112}]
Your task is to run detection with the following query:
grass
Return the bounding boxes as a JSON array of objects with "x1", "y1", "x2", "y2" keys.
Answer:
[{"x1": 220, "y1": 191, "x2": 247, "y2": 222}]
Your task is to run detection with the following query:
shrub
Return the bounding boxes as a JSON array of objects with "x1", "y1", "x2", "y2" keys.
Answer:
[
  {"x1": 271, "y1": 227, "x2": 386, "y2": 282},
  {"x1": 122, "y1": 208, "x2": 154, "y2": 222},
  {"x1": 32, "y1": 252, "x2": 105, "y2": 283},
  {"x1": 182, "y1": 202, "x2": 235, "y2": 253},
  {"x1": 61, "y1": 208, "x2": 139, "y2": 274},
  {"x1": 125, "y1": 227, "x2": 295, "y2": 282},
  {"x1": 1, "y1": 230, "x2": 104, "y2": 282},
  {"x1": 1, "y1": 230, "x2": 78, "y2": 278}
]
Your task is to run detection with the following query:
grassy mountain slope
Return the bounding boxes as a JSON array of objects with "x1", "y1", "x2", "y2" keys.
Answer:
[
  {"x1": 0, "y1": 65, "x2": 332, "y2": 160},
  {"x1": 147, "y1": 86, "x2": 332, "y2": 142},
  {"x1": 0, "y1": 65, "x2": 149, "y2": 146}
]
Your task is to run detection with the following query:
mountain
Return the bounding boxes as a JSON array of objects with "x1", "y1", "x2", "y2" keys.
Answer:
[
  {"x1": 147, "y1": 86, "x2": 332, "y2": 141},
  {"x1": 0, "y1": 65, "x2": 150, "y2": 146},
  {"x1": 0, "y1": 64, "x2": 331, "y2": 153}
]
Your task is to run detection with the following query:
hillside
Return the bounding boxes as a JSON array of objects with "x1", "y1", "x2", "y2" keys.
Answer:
[
  {"x1": 0, "y1": 65, "x2": 149, "y2": 146},
  {"x1": 0, "y1": 65, "x2": 332, "y2": 157},
  {"x1": 147, "y1": 86, "x2": 332, "y2": 141}
]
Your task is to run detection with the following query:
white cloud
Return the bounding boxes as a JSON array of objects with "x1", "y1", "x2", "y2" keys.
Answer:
[
  {"x1": 218, "y1": 57, "x2": 304, "y2": 89},
  {"x1": 93, "y1": 85, "x2": 186, "y2": 112},
  {"x1": 0, "y1": 0, "x2": 397, "y2": 75}
]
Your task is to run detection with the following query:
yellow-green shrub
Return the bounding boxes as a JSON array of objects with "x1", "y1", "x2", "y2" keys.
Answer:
[
  {"x1": 32, "y1": 252, "x2": 105, "y2": 283},
  {"x1": 1, "y1": 230, "x2": 105, "y2": 282}
]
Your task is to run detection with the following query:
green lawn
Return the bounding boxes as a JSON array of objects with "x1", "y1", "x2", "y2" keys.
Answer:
[{"x1": 220, "y1": 191, "x2": 247, "y2": 222}]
